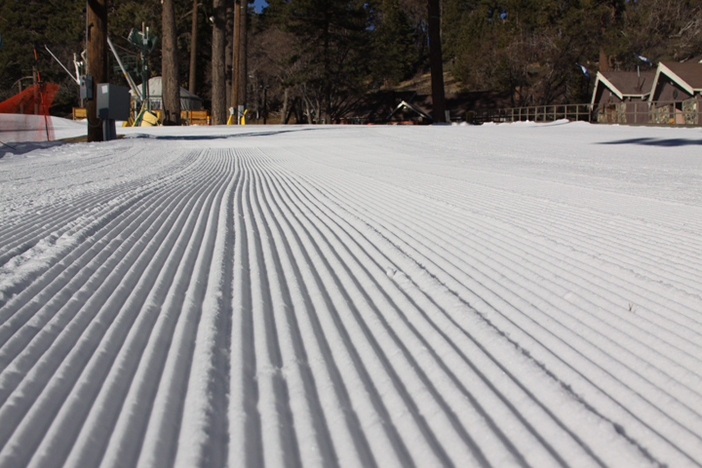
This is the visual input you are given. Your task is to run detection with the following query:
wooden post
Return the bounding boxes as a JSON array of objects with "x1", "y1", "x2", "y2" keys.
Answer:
[{"x1": 87, "y1": 0, "x2": 108, "y2": 142}]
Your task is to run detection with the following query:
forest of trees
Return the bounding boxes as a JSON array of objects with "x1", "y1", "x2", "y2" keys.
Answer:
[{"x1": 1, "y1": 0, "x2": 701, "y2": 122}]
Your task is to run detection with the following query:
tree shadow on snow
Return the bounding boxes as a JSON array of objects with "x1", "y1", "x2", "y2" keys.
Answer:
[
  {"x1": 139, "y1": 127, "x2": 323, "y2": 141},
  {"x1": 598, "y1": 137, "x2": 702, "y2": 147},
  {"x1": 0, "y1": 140, "x2": 68, "y2": 159}
]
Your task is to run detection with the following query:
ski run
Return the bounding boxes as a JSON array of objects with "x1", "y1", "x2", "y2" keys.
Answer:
[{"x1": 1, "y1": 120, "x2": 701, "y2": 468}]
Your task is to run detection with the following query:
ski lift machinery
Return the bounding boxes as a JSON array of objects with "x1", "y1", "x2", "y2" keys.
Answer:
[
  {"x1": 127, "y1": 24, "x2": 158, "y2": 126},
  {"x1": 107, "y1": 36, "x2": 142, "y2": 103}
]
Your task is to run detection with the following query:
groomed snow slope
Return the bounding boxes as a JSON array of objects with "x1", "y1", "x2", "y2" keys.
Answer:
[{"x1": 1, "y1": 121, "x2": 701, "y2": 468}]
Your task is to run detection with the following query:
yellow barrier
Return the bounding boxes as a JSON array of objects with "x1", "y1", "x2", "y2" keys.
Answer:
[
  {"x1": 182, "y1": 110, "x2": 210, "y2": 125},
  {"x1": 72, "y1": 108, "x2": 87, "y2": 120}
]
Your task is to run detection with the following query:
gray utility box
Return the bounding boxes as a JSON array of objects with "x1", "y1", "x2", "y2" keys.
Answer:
[
  {"x1": 80, "y1": 75, "x2": 93, "y2": 100},
  {"x1": 96, "y1": 83, "x2": 130, "y2": 121}
]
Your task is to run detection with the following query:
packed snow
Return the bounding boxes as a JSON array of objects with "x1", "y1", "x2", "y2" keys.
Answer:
[{"x1": 0, "y1": 118, "x2": 701, "y2": 467}]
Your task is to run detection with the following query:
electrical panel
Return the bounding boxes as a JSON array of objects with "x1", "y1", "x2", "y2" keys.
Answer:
[
  {"x1": 96, "y1": 83, "x2": 130, "y2": 121},
  {"x1": 80, "y1": 75, "x2": 93, "y2": 100}
]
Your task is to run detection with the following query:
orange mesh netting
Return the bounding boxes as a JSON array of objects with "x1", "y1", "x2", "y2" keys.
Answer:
[{"x1": 0, "y1": 83, "x2": 59, "y2": 143}]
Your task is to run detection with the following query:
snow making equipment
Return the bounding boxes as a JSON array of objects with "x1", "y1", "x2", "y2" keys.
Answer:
[{"x1": 97, "y1": 83, "x2": 130, "y2": 140}]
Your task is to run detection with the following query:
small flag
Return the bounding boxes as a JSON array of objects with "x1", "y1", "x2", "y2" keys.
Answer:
[
  {"x1": 634, "y1": 53, "x2": 652, "y2": 64},
  {"x1": 576, "y1": 63, "x2": 590, "y2": 77}
]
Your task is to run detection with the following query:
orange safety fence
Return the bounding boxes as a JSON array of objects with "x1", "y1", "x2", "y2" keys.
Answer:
[{"x1": 0, "y1": 83, "x2": 59, "y2": 143}]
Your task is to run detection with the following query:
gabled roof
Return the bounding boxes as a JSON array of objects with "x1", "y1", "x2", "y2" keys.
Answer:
[
  {"x1": 389, "y1": 100, "x2": 432, "y2": 121},
  {"x1": 591, "y1": 70, "x2": 655, "y2": 106},
  {"x1": 649, "y1": 60, "x2": 702, "y2": 101}
]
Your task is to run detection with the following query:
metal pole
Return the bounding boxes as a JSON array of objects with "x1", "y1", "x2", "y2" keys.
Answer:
[
  {"x1": 44, "y1": 45, "x2": 80, "y2": 85},
  {"x1": 107, "y1": 36, "x2": 141, "y2": 99}
]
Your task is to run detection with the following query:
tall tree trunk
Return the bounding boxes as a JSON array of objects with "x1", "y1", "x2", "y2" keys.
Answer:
[
  {"x1": 239, "y1": 0, "x2": 249, "y2": 107},
  {"x1": 212, "y1": 0, "x2": 227, "y2": 124},
  {"x1": 162, "y1": 0, "x2": 181, "y2": 125},
  {"x1": 599, "y1": 45, "x2": 610, "y2": 72},
  {"x1": 188, "y1": 0, "x2": 198, "y2": 94},
  {"x1": 87, "y1": 0, "x2": 108, "y2": 142},
  {"x1": 295, "y1": 97, "x2": 303, "y2": 123},
  {"x1": 232, "y1": 0, "x2": 247, "y2": 118},
  {"x1": 428, "y1": 0, "x2": 446, "y2": 123},
  {"x1": 323, "y1": 90, "x2": 331, "y2": 124},
  {"x1": 304, "y1": 96, "x2": 312, "y2": 124},
  {"x1": 225, "y1": 0, "x2": 234, "y2": 109},
  {"x1": 232, "y1": 0, "x2": 241, "y2": 113},
  {"x1": 281, "y1": 87, "x2": 289, "y2": 124}
]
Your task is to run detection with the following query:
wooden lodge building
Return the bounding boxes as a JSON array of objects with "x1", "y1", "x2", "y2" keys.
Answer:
[
  {"x1": 649, "y1": 60, "x2": 702, "y2": 124},
  {"x1": 591, "y1": 70, "x2": 655, "y2": 123},
  {"x1": 592, "y1": 58, "x2": 702, "y2": 125}
]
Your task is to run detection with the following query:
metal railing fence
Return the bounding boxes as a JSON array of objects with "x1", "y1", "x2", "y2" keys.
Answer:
[
  {"x1": 472, "y1": 99, "x2": 701, "y2": 126},
  {"x1": 594, "y1": 99, "x2": 700, "y2": 126},
  {"x1": 473, "y1": 104, "x2": 592, "y2": 124}
]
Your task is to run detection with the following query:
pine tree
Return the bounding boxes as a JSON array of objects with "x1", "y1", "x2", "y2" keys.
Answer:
[
  {"x1": 211, "y1": 0, "x2": 227, "y2": 124},
  {"x1": 162, "y1": 0, "x2": 181, "y2": 125},
  {"x1": 0, "y1": 0, "x2": 84, "y2": 97},
  {"x1": 273, "y1": 0, "x2": 371, "y2": 123},
  {"x1": 428, "y1": 0, "x2": 446, "y2": 121},
  {"x1": 188, "y1": 0, "x2": 199, "y2": 94},
  {"x1": 370, "y1": 0, "x2": 418, "y2": 86}
]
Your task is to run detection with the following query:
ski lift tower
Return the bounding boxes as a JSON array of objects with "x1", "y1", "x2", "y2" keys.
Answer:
[{"x1": 128, "y1": 24, "x2": 157, "y2": 122}]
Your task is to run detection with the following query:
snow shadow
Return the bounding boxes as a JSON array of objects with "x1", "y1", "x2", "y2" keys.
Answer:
[
  {"x1": 0, "y1": 140, "x2": 67, "y2": 159},
  {"x1": 598, "y1": 137, "x2": 702, "y2": 147},
  {"x1": 134, "y1": 127, "x2": 322, "y2": 141}
]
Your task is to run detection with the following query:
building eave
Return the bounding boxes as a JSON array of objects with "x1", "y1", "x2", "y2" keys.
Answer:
[
  {"x1": 649, "y1": 62, "x2": 696, "y2": 102},
  {"x1": 591, "y1": 72, "x2": 624, "y2": 107}
]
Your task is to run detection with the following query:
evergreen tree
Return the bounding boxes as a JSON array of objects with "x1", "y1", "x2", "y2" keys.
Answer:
[
  {"x1": 269, "y1": 0, "x2": 371, "y2": 123},
  {"x1": 621, "y1": 0, "x2": 702, "y2": 64},
  {"x1": 0, "y1": 0, "x2": 84, "y2": 100},
  {"x1": 2, "y1": 0, "x2": 701, "y2": 119},
  {"x1": 443, "y1": 0, "x2": 627, "y2": 105},
  {"x1": 162, "y1": 0, "x2": 181, "y2": 124},
  {"x1": 188, "y1": 0, "x2": 199, "y2": 94},
  {"x1": 211, "y1": 0, "x2": 227, "y2": 124},
  {"x1": 370, "y1": 0, "x2": 418, "y2": 86}
]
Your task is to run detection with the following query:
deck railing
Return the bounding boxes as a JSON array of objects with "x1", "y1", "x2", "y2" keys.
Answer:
[
  {"x1": 472, "y1": 99, "x2": 701, "y2": 126},
  {"x1": 594, "y1": 99, "x2": 700, "y2": 126},
  {"x1": 473, "y1": 104, "x2": 593, "y2": 124}
]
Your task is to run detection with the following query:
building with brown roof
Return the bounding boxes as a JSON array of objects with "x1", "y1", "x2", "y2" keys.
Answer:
[
  {"x1": 591, "y1": 70, "x2": 655, "y2": 123},
  {"x1": 649, "y1": 59, "x2": 702, "y2": 102},
  {"x1": 648, "y1": 59, "x2": 702, "y2": 124}
]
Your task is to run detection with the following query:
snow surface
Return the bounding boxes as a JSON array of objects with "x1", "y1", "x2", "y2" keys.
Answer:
[{"x1": 1, "y1": 118, "x2": 701, "y2": 467}]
